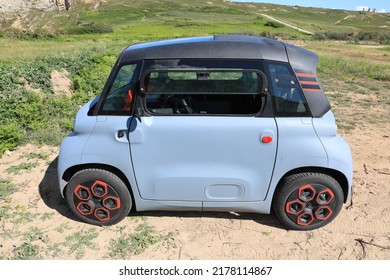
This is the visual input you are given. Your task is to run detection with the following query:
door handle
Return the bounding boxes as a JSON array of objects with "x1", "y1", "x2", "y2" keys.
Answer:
[
  {"x1": 115, "y1": 130, "x2": 128, "y2": 143},
  {"x1": 117, "y1": 130, "x2": 126, "y2": 138}
]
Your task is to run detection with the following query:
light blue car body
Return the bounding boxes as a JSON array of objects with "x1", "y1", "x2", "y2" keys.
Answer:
[{"x1": 58, "y1": 36, "x2": 353, "y2": 216}]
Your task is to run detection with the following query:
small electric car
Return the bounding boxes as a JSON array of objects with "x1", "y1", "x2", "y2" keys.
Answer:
[{"x1": 58, "y1": 35, "x2": 353, "y2": 230}]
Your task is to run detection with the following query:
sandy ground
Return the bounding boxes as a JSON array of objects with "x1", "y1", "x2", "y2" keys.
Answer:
[{"x1": 0, "y1": 96, "x2": 389, "y2": 260}]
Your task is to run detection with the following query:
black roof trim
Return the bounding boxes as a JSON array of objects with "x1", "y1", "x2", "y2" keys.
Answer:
[{"x1": 120, "y1": 35, "x2": 290, "y2": 62}]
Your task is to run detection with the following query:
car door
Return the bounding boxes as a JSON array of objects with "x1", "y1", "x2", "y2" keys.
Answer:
[
  {"x1": 129, "y1": 66, "x2": 278, "y2": 203},
  {"x1": 82, "y1": 62, "x2": 142, "y2": 179}
]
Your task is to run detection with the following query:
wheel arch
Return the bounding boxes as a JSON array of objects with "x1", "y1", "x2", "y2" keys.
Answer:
[
  {"x1": 62, "y1": 163, "x2": 136, "y2": 206},
  {"x1": 274, "y1": 167, "x2": 350, "y2": 203}
]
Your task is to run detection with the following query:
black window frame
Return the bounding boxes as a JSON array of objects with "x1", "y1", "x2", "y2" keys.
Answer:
[
  {"x1": 139, "y1": 59, "x2": 271, "y2": 117},
  {"x1": 95, "y1": 61, "x2": 142, "y2": 116}
]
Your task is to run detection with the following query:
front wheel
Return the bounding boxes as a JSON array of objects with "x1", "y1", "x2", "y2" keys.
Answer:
[
  {"x1": 273, "y1": 173, "x2": 344, "y2": 230},
  {"x1": 65, "y1": 169, "x2": 132, "y2": 226}
]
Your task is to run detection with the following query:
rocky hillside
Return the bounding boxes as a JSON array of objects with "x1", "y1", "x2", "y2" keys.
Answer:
[
  {"x1": 0, "y1": 0, "x2": 101, "y2": 30},
  {"x1": 0, "y1": 0, "x2": 84, "y2": 13}
]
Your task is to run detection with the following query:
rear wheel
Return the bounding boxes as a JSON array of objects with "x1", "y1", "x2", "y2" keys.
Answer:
[
  {"x1": 273, "y1": 173, "x2": 343, "y2": 230},
  {"x1": 65, "y1": 169, "x2": 132, "y2": 226}
]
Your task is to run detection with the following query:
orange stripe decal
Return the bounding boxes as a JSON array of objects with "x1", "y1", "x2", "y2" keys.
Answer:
[
  {"x1": 300, "y1": 81, "x2": 319, "y2": 85},
  {"x1": 303, "y1": 88, "x2": 323, "y2": 93},
  {"x1": 296, "y1": 73, "x2": 315, "y2": 77}
]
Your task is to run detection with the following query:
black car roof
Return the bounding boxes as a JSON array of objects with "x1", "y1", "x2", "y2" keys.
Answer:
[
  {"x1": 120, "y1": 35, "x2": 319, "y2": 74},
  {"x1": 121, "y1": 35, "x2": 290, "y2": 62},
  {"x1": 117, "y1": 35, "x2": 330, "y2": 118}
]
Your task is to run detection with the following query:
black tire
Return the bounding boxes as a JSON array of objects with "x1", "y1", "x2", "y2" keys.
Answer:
[
  {"x1": 65, "y1": 168, "x2": 132, "y2": 226},
  {"x1": 273, "y1": 172, "x2": 343, "y2": 231}
]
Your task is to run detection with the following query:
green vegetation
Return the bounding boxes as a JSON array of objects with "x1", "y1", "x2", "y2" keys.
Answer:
[
  {"x1": 313, "y1": 31, "x2": 390, "y2": 43},
  {"x1": 0, "y1": 213, "x2": 175, "y2": 259},
  {"x1": 67, "y1": 24, "x2": 113, "y2": 35},
  {"x1": 40, "y1": 212, "x2": 56, "y2": 221},
  {"x1": 0, "y1": 124, "x2": 23, "y2": 155},
  {"x1": 11, "y1": 243, "x2": 41, "y2": 260},
  {"x1": 4, "y1": 227, "x2": 46, "y2": 260},
  {"x1": 318, "y1": 55, "x2": 390, "y2": 82},
  {"x1": 306, "y1": 41, "x2": 390, "y2": 131},
  {"x1": 107, "y1": 222, "x2": 175, "y2": 258},
  {"x1": 1, "y1": 0, "x2": 388, "y2": 43},
  {"x1": 11, "y1": 205, "x2": 40, "y2": 224},
  {"x1": 22, "y1": 151, "x2": 49, "y2": 161},
  {"x1": 0, "y1": 47, "x2": 117, "y2": 156},
  {"x1": 22, "y1": 226, "x2": 47, "y2": 243},
  {"x1": 0, "y1": 0, "x2": 389, "y2": 156},
  {"x1": 54, "y1": 222, "x2": 72, "y2": 233},
  {"x1": 264, "y1": 21, "x2": 284, "y2": 28},
  {"x1": 6, "y1": 162, "x2": 39, "y2": 174},
  {"x1": 255, "y1": 3, "x2": 390, "y2": 34},
  {"x1": 0, "y1": 0, "x2": 387, "y2": 257},
  {"x1": 64, "y1": 228, "x2": 99, "y2": 259},
  {"x1": 0, "y1": 178, "x2": 15, "y2": 200}
]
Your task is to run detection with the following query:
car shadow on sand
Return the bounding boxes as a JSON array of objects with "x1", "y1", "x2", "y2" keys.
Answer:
[
  {"x1": 130, "y1": 211, "x2": 286, "y2": 230},
  {"x1": 39, "y1": 157, "x2": 286, "y2": 230},
  {"x1": 38, "y1": 157, "x2": 79, "y2": 223}
]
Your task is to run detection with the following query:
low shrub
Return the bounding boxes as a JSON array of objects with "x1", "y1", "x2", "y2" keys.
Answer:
[
  {"x1": 324, "y1": 31, "x2": 353, "y2": 40},
  {"x1": 313, "y1": 32, "x2": 327, "y2": 40},
  {"x1": 0, "y1": 124, "x2": 23, "y2": 155},
  {"x1": 67, "y1": 24, "x2": 113, "y2": 35},
  {"x1": 318, "y1": 55, "x2": 390, "y2": 81},
  {"x1": 264, "y1": 21, "x2": 284, "y2": 28},
  {"x1": 313, "y1": 31, "x2": 390, "y2": 43},
  {"x1": 0, "y1": 46, "x2": 117, "y2": 156},
  {"x1": 0, "y1": 28, "x2": 57, "y2": 40}
]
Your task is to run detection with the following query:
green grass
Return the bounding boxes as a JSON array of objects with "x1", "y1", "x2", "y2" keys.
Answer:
[
  {"x1": 6, "y1": 162, "x2": 39, "y2": 174},
  {"x1": 21, "y1": 151, "x2": 49, "y2": 161},
  {"x1": 0, "y1": 0, "x2": 389, "y2": 155},
  {"x1": 40, "y1": 212, "x2": 56, "y2": 221},
  {"x1": 0, "y1": 179, "x2": 14, "y2": 200},
  {"x1": 0, "y1": 204, "x2": 12, "y2": 220},
  {"x1": 10, "y1": 205, "x2": 40, "y2": 224},
  {"x1": 22, "y1": 227, "x2": 47, "y2": 243},
  {"x1": 0, "y1": 46, "x2": 117, "y2": 156},
  {"x1": 0, "y1": 124, "x2": 23, "y2": 155},
  {"x1": 0, "y1": 38, "x2": 102, "y2": 62},
  {"x1": 64, "y1": 228, "x2": 99, "y2": 259},
  {"x1": 303, "y1": 41, "x2": 390, "y2": 132},
  {"x1": 11, "y1": 243, "x2": 41, "y2": 260},
  {"x1": 45, "y1": 242, "x2": 64, "y2": 258},
  {"x1": 54, "y1": 222, "x2": 72, "y2": 233},
  {"x1": 306, "y1": 41, "x2": 390, "y2": 82},
  {"x1": 0, "y1": 216, "x2": 175, "y2": 259},
  {"x1": 317, "y1": 55, "x2": 390, "y2": 82},
  {"x1": 107, "y1": 222, "x2": 175, "y2": 259},
  {"x1": 256, "y1": 3, "x2": 390, "y2": 33},
  {"x1": 1, "y1": 0, "x2": 387, "y2": 41}
]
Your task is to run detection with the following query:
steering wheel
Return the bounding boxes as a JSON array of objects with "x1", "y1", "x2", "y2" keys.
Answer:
[
  {"x1": 179, "y1": 96, "x2": 193, "y2": 114},
  {"x1": 164, "y1": 95, "x2": 193, "y2": 114}
]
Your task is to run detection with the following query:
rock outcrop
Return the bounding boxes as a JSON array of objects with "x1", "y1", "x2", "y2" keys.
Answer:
[{"x1": 0, "y1": 0, "x2": 73, "y2": 13}]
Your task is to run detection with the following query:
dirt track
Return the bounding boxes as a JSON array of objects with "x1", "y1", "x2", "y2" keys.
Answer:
[{"x1": 260, "y1": 14, "x2": 315, "y2": 35}]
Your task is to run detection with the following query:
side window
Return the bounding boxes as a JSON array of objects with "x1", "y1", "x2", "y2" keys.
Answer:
[
  {"x1": 267, "y1": 62, "x2": 309, "y2": 116},
  {"x1": 143, "y1": 70, "x2": 264, "y2": 115},
  {"x1": 100, "y1": 63, "x2": 140, "y2": 115}
]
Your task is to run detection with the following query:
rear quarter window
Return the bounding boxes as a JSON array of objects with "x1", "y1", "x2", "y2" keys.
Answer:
[{"x1": 267, "y1": 62, "x2": 310, "y2": 117}]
